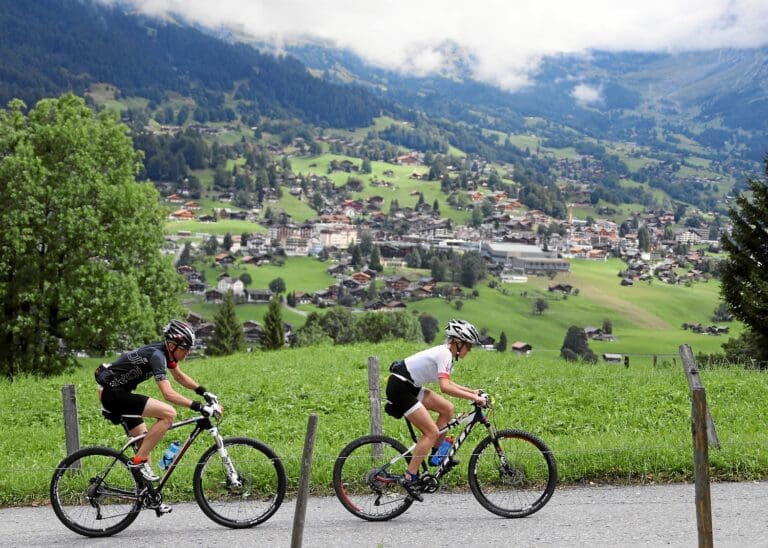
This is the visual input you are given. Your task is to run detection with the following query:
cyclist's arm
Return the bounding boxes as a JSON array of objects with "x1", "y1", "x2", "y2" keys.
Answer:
[
  {"x1": 156, "y1": 378, "x2": 195, "y2": 408},
  {"x1": 169, "y1": 365, "x2": 199, "y2": 391},
  {"x1": 438, "y1": 377, "x2": 485, "y2": 404}
]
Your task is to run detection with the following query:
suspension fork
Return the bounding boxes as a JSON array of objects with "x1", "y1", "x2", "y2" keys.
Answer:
[
  {"x1": 482, "y1": 416, "x2": 513, "y2": 469},
  {"x1": 208, "y1": 426, "x2": 242, "y2": 488}
]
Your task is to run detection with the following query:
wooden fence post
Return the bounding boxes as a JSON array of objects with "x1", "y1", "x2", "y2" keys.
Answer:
[
  {"x1": 680, "y1": 344, "x2": 718, "y2": 548},
  {"x1": 692, "y1": 388, "x2": 714, "y2": 548},
  {"x1": 291, "y1": 413, "x2": 318, "y2": 548},
  {"x1": 368, "y1": 356, "x2": 383, "y2": 458},
  {"x1": 62, "y1": 384, "x2": 81, "y2": 464},
  {"x1": 368, "y1": 356, "x2": 382, "y2": 436}
]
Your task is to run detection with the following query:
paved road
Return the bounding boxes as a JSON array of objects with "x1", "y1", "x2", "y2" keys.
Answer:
[{"x1": 4, "y1": 482, "x2": 767, "y2": 547}]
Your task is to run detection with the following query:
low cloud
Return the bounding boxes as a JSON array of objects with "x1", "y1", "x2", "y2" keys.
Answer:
[
  {"x1": 572, "y1": 84, "x2": 603, "y2": 106},
  {"x1": 99, "y1": 1, "x2": 768, "y2": 91}
]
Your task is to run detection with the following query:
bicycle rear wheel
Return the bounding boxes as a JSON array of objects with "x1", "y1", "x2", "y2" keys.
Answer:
[
  {"x1": 50, "y1": 446, "x2": 141, "y2": 537},
  {"x1": 333, "y1": 434, "x2": 414, "y2": 521},
  {"x1": 193, "y1": 437, "x2": 286, "y2": 528},
  {"x1": 468, "y1": 429, "x2": 557, "y2": 518}
]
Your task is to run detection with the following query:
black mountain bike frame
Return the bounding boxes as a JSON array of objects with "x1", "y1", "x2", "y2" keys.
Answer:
[
  {"x1": 117, "y1": 415, "x2": 234, "y2": 491},
  {"x1": 403, "y1": 403, "x2": 494, "y2": 480}
]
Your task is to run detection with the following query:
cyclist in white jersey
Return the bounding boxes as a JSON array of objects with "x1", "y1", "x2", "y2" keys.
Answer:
[{"x1": 385, "y1": 319, "x2": 488, "y2": 500}]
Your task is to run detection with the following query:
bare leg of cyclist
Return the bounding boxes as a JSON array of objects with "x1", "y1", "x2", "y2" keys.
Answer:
[
  {"x1": 404, "y1": 405, "x2": 440, "y2": 475},
  {"x1": 421, "y1": 390, "x2": 454, "y2": 448},
  {"x1": 134, "y1": 398, "x2": 176, "y2": 461}
]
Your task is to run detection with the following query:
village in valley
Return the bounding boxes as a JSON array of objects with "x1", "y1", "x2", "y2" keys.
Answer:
[{"x1": 158, "y1": 129, "x2": 732, "y2": 350}]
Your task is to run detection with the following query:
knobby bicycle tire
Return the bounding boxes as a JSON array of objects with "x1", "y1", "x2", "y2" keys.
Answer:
[
  {"x1": 333, "y1": 434, "x2": 414, "y2": 521},
  {"x1": 50, "y1": 446, "x2": 141, "y2": 537},
  {"x1": 468, "y1": 428, "x2": 557, "y2": 518},
  {"x1": 193, "y1": 436, "x2": 286, "y2": 528}
]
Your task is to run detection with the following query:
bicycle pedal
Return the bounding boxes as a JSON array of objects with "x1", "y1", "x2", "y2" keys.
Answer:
[{"x1": 154, "y1": 504, "x2": 173, "y2": 516}]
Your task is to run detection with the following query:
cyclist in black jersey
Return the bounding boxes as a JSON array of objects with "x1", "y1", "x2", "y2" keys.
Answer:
[{"x1": 95, "y1": 320, "x2": 221, "y2": 486}]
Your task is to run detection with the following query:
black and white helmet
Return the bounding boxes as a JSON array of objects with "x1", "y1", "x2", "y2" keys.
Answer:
[
  {"x1": 163, "y1": 319, "x2": 195, "y2": 349},
  {"x1": 445, "y1": 319, "x2": 482, "y2": 346}
]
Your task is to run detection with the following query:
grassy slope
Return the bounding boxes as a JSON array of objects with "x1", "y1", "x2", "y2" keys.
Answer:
[
  {"x1": 407, "y1": 258, "x2": 737, "y2": 357},
  {"x1": 2, "y1": 344, "x2": 766, "y2": 505},
  {"x1": 175, "y1": 252, "x2": 739, "y2": 355}
]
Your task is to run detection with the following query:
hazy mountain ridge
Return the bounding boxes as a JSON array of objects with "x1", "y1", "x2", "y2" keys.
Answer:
[
  {"x1": 0, "y1": 0, "x2": 384, "y2": 128},
  {"x1": 1, "y1": 0, "x2": 766, "y2": 161},
  {"x1": 280, "y1": 42, "x2": 768, "y2": 137}
]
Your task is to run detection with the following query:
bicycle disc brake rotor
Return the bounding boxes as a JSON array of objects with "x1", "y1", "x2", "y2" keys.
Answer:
[{"x1": 364, "y1": 468, "x2": 392, "y2": 492}]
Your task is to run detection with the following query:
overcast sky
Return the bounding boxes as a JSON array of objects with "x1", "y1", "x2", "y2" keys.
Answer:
[{"x1": 104, "y1": 0, "x2": 768, "y2": 90}]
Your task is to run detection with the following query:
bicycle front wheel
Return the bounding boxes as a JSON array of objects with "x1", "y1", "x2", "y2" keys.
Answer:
[
  {"x1": 193, "y1": 437, "x2": 286, "y2": 528},
  {"x1": 468, "y1": 429, "x2": 557, "y2": 518},
  {"x1": 333, "y1": 435, "x2": 413, "y2": 521},
  {"x1": 50, "y1": 446, "x2": 141, "y2": 537}
]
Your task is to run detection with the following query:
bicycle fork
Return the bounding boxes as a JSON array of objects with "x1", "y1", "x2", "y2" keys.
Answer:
[{"x1": 210, "y1": 426, "x2": 242, "y2": 489}]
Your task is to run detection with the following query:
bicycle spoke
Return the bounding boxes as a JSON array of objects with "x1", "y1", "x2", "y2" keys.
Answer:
[
  {"x1": 194, "y1": 438, "x2": 286, "y2": 528},
  {"x1": 50, "y1": 448, "x2": 141, "y2": 537},
  {"x1": 333, "y1": 435, "x2": 414, "y2": 521},
  {"x1": 469, "y1": 429, "x2": 557, "y2": 518}
]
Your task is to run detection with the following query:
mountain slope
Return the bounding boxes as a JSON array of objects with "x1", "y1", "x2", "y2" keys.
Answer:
[
  {"x1": 0, "y1": 0, "x2": 383, "y2": 128},
  {"x1": 279, "y1": 43, "x2": 768, "y2": 155}
]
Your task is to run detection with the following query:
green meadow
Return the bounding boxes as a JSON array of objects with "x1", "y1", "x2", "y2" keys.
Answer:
[
  {"x1": 2, "y1": 344, "x2": 766, "y2": 505},
  {"x1": 170, "y1": 252, "x2": 741, "y2": 358}
]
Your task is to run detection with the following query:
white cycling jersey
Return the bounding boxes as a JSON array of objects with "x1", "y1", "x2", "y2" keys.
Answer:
[{"x1": 403, "y1": 344, "x2": 453, "y2": 386}]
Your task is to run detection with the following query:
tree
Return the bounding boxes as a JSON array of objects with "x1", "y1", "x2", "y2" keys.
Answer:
[
  {"x1": 711, "y1": 303, "x2": 733, "y2": 322},
  {"x1": 293, "y1": 312, "x2": 332, "y2": 347},
  {"x1": 319, "y1": 306, "x2": 357, "y2": 344},
  {"x1": 204, "y1": 235, "x2": 219, "y2": 255},
  {"x1": 356, "y1": 311, "x2": 422, "y2": 343},
  {"x1": 406, "y1": 248, "x2": 422, "y2": 268},
  {"x1": 638, "y1": 226, "x2": 649, "y2": 251},
  {"x1": 431, "y1": 256, "x2": 448, "y2": 282},
  {"x1": 206, "y1": 290, "x2": 244, "y2": 356},
  {"x1": 350, "y1": 244, "x2": 363, "y2": 268},
  {"x1": 369, "y1": 245, "x2": 383, "y2": 272},
  {"x1": 496, "y1": 331, "x2": 508, "y2": 352},
  {"x1": 560, "y1": 326, "x2": 597, "y2": 363},
  {"x1": 222, "y1": 233, "x2": 233, "y2": 252},
  {"x1": 269, "y1": 277, "x2": 286, "y2": 295},
  {"x1": 239, "y1": 272, "x2": 252, "y2": 287},
  {"x1": 533, "y1": 298, "x2": 549, "y2": 315},
  {"x1": 0, "y1": 94, "x2": 184, "y2": 379},
  {"x1": 261, "y1": 296, "x2": 285, "y2": 350},
  {"x1": 177, "y1": 242, "x2": 193, "y2": 267},
  {"x1": 359, "y1": 232, "x2": 373, "y2": 256},
  {"x1": 602, "y1": 318, "x2": 613, "y2": 334},
  {"x1": 720, "y1": 158, "x2": 768, "y2": 360},
  {"x1": 459, "y1": 251, "x2": 486, "y2": 288},
  {"x1": 419, "y1": 314, "x2": 440, "y2": 343}
]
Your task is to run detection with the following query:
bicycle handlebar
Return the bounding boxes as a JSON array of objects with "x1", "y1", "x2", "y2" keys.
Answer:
[{"x1": 476, "y1": 390, "x2": 493, "y2": 410}]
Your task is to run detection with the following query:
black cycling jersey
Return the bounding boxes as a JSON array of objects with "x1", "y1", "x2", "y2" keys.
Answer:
[{"x1": 95, "y1": 343, "x2": 174, "y2": 392}]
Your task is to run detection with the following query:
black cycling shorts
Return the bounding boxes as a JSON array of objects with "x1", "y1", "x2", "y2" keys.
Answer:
[
  {"x1": 100, "y1": 389, "x2": 148, "y2": 430},
  {"x1": 384, "y1": 374, "x2": 424, "y2": 419}
]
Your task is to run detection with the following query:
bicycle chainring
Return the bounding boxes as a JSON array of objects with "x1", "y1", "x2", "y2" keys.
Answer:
[{"x1": 420, "y1": 473, "x2": 439, "y2": 493}]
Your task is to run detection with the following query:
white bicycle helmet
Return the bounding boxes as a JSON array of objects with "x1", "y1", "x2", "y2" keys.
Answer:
[
  {"x1": 445, "y1": 319, "x2": 482, "y2": 346},
  {"x1": 163, "y1": 319, "x2": 195, "y2": 349}
]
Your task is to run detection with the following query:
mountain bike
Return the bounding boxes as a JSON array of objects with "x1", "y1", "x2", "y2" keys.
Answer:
[
  {"x1": 50, "y1": 398, "x2": 287, "y2": 537},
  {"x1": 333, "y1": 393, "x2": 557, "y2": 521}
]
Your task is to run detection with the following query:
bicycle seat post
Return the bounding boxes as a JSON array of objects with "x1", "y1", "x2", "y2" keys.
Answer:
[{"x1": 120, "y1": 420, "x2": 141, "y2": 454}]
